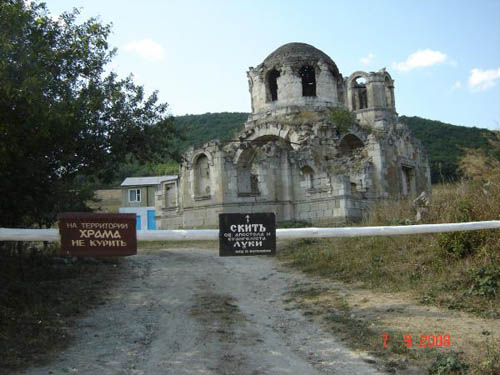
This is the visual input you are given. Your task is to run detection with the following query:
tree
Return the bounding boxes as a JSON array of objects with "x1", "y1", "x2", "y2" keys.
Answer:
[
  {"x1": 0, "y1": 0, "x2": 182, "y2": 227},
  {"x1": 329, "y1": 108, "x2": 355, "y2": 133}
]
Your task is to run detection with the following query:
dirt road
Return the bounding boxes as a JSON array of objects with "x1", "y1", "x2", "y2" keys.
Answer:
[{"x1": 22, "y1": 248, "x2": 384, "y2": 375}]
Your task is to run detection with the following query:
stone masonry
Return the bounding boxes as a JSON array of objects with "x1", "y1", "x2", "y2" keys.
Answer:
[{"x1": 156, "y1": 43, "x2": 431, "y2": 229}]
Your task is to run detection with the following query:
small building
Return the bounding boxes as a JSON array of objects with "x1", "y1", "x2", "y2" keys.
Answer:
[{"x1": 119, "y1": 176, "x2": 177, "y2": 230}]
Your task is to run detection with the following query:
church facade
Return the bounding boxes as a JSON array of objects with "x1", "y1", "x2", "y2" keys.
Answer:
[{"x1": 155, "y1": 43, "x2": 431, "y2": 229}]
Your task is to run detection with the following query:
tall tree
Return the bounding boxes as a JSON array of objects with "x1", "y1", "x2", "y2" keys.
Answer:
[{"x1": 0, "y1": 0, "x2": 182, "y2": 227}]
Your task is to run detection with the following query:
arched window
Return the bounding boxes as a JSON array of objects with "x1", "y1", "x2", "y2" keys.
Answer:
[
  {"x1": 267, "y1": 69, "x2": 280, "y2": 102},
  {"x1": 352, "y1": 77, "x2": 367, "y2": 110},
  {"x1": 300, "y1": 166, "x2": 315, "y2": 189},
  {"x1": 300, "y1": 65, "x2": 316, "y2": 97},
  {"x1": 237, "y1": 148, "x2": 259, "y2": 196},
  {"x1": 339, "y1": 134, "x2": 364, "y2": 153},
  {"x1": 384, "y1": 76, "x2": 394, "y2": 109},
  {"x1": 194, "y1": 154, "x2": 210, "y2": 197}
]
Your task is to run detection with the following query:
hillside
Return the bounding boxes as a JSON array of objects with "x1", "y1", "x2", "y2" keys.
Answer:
[
  {"x1": 174, "y1": 112, "x2": 499, "y2": 183},
  {"x1": 399, "y1": 116, "x2": 499, "y2": 182},
  {"x1": 174, "y1": 112, "x2": 248, "y2": 150}
]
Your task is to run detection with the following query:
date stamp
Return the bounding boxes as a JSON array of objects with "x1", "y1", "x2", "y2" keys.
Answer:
[{"x1": 380, "y1": 334, "x2": 451, "y2": 348}]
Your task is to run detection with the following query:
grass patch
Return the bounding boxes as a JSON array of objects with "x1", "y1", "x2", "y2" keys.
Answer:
[
  {"x1": 285, "y1": 287, "x2": 439, "y2": 372},
  {"x1": 278, "y1": 176, "x2": 500, "y2": 318},
  {"x1": 278, "y1": 220, "x2": 311, "y2": 228},
  {"x1": 278, "y1": 160, "x2": 500, "y2": 373},
  {"x1": 472, "y1": 338, "x2": 500, "y2": 375},
  {"x1": 0, "y1": 242, "x2": 123, "y2": 373}
]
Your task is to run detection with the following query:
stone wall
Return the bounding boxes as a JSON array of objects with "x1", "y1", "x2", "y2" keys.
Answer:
[{"x1": 156, "y1": 107, "x2": 430, "y2": 229}]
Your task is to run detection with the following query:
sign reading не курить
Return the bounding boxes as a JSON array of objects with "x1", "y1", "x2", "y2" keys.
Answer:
[
  {"x1": 219, "y1": 213, "x2": 276, "y2": 256},
  {"x1": 58, "y1": 213, "x2": 137, "y2": 256}
]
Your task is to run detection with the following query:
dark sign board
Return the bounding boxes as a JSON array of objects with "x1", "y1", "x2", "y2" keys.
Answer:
[
  {"x1": 58, "y1": 213, "x2": 137, "y2": 256},
  {"x1": 219, "y1": 213, "x2": 276, "y2": 256}
]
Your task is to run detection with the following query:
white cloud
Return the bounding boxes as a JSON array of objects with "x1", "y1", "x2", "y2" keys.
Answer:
[
  {"x1": 123, "y1": 39, "x2": 166, "y2": 62},
  {"x1": 360, "y1": 53, "x2": 375, "y2": 65},
  {"x1": 451, "y1": 81, "x2": 462, "y2": 90},
  {"x1": 468, "y1": 68, "x2": 500, "y2": 91},
  {"x1": 392, "y1": 49, "x2": 447, "y2": 72}
]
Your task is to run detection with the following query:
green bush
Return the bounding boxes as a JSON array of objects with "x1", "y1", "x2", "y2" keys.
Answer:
[
  {"x1": 438, "y1": 231, "x2": 484, "y2": 258},
  {"x1": 329, "y1": 108, "x2": 355, "y2": 133},
  {"x1": 466, "y1": 267, "x2": 499, "y2": 299},
  {"x1": 454, "y1": 200, "x2": 474, "y2": 222},
  {"x1": 428, "y1": 352, "x2": 469, "y2": 375}
]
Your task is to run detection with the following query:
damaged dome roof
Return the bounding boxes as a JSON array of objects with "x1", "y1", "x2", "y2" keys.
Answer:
[{"x1": 260, "y1": 42, "x2": 340, "y2": 75}]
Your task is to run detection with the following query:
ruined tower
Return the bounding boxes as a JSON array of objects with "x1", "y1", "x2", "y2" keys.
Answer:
[{"x1": 247, "y1": 43, "x2": 344, "y2": 117}]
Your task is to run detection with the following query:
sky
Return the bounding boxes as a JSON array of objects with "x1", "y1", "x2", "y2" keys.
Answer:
[{"x1": 40, "y1": 0, "x2": 500, "y2": 130}]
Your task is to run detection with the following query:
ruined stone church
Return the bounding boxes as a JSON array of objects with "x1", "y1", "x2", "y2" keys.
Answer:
[{"x1": 155, "y1": 43, "x2": 431, "y2": 229}]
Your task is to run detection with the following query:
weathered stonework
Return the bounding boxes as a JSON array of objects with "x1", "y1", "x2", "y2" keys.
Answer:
[{"x1": 156, "y1": 43, "x2": 431, "y2": 229}]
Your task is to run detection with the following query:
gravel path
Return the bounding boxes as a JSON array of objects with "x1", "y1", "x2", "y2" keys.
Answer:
[{"x1": 22, "y1": 248, "x2": 385, "y2": 375}]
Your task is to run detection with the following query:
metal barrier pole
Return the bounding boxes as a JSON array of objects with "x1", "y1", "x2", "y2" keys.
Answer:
[{"x1": 1, "y1": 220, "x2": 499, "y2": 242}]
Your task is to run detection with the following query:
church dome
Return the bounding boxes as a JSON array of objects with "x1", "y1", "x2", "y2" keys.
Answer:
[
  {"x1": 247, "y1": 42, "x2": 344, "y2": 119},
  {"x1": 261, "y1": 42, "x2": 339, "y2": 76}
]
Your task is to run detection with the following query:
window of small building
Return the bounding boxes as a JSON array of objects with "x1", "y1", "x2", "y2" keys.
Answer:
[
  {"x1": 352, "y1": 77, "x2": 368, "y2": 110},
  {"x1": 128, "y1": 189, "x2": 141, "y2": 203},
  {"x1": 300, "y1": 65, "x2": 316, "y2": 97},
  {"x1": 267, "y1": 68, "x2": 280, "y2": 102}
]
